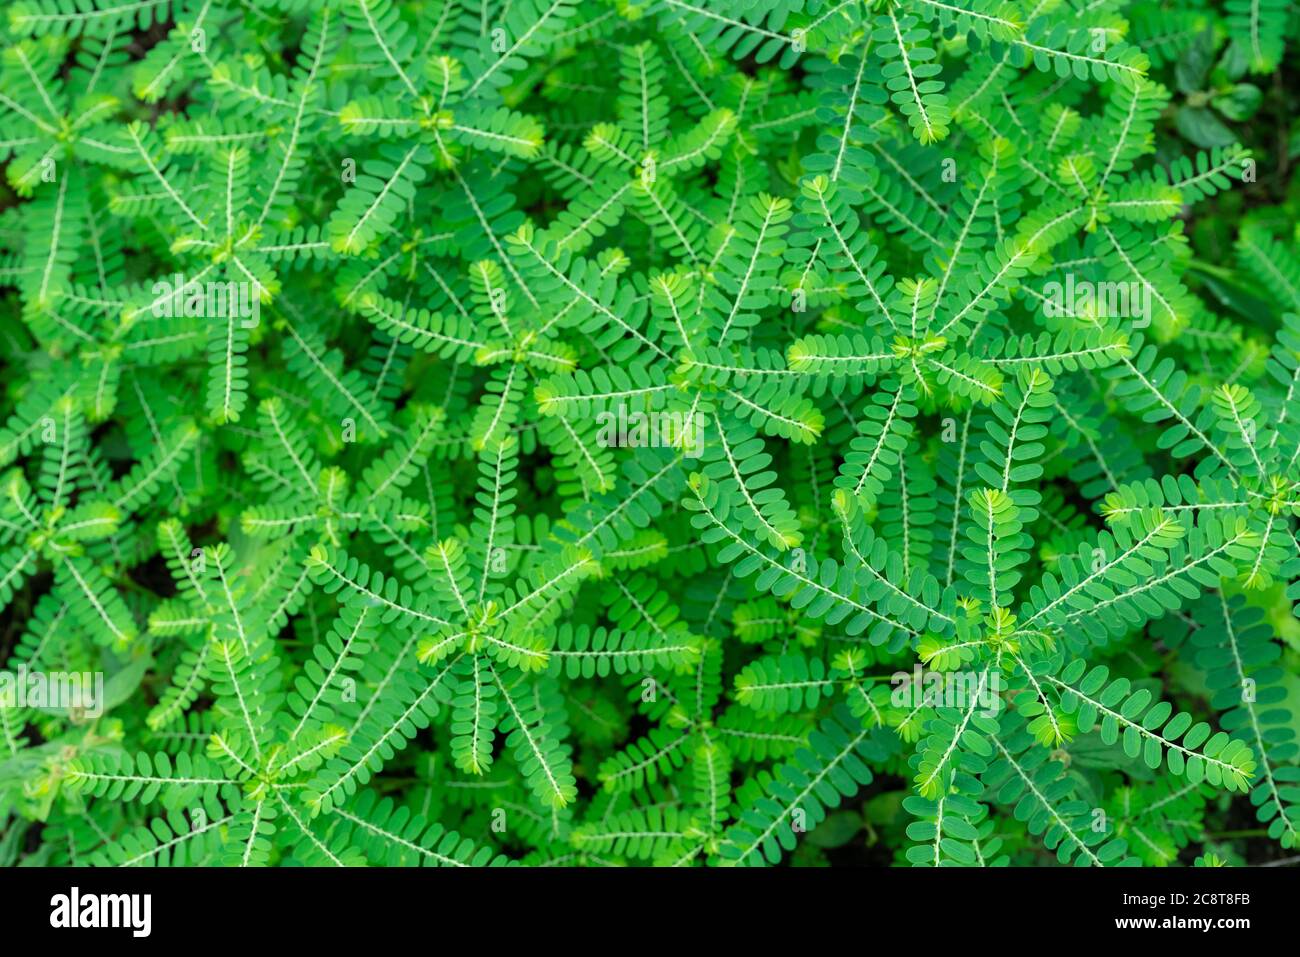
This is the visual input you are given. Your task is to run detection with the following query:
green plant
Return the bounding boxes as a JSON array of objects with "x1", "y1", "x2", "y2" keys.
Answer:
[{"x1": 0, "y1": 0, "x2": 1297, "y2": 869}]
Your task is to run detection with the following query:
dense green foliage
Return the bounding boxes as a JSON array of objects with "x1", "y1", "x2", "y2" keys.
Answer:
[{"x1": 1, "y1": 0, "x2": 1298, "y2": 868}]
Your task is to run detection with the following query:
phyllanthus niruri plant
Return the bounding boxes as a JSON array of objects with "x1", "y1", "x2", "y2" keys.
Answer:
[{"x1": 0, "y1": 0, "x2": 1297, "y2": 868}]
